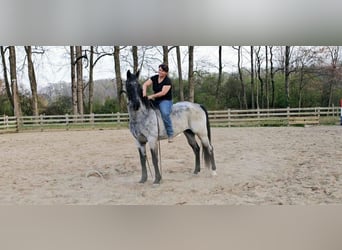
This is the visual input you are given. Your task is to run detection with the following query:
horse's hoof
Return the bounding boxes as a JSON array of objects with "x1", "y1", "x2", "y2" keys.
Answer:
[{"x1": 211, "y1": 170, "x2": 217, "y2": 176}]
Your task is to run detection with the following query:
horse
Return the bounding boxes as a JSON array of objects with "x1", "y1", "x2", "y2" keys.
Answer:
[{"x1": 125, "y1": 70, "x2": 216, "y2": 184}]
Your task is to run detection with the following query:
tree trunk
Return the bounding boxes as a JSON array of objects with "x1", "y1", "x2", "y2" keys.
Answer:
[
  {"x1": 162, "y1": 46, "x2": 168, "y2": 65},
  {"x1": 256, "y1": 47, "x2": 264, "y2": 108},
  {"x1": 216, "y1": 46, "x2": 222, "y2": 107},
  {"x1": 24, "y1": 46, "x2": 39, "y2": 116},
  {"x1": 265, "y1": 46, "x2": 269, "y2": 109},
  {"x1": 250, "y1": 46, "x2": 255, "y2": 109},
  {"x1": 70, "y1": 46, "x2": 78, "y2": 115},
  {"x1": 285, "y1": 46, "x2": 291, "y2": 107},
  {"x1": 176, "y1": 46, "x2": 184, "y2": 101},
  {"x1": 76, "y1": 46, "x2": 84, "y2": 115},
  {"x1": 0, "y1": 46, "x2": 14, "y2": 109},
  {"x1": 114, "y1": 46, "x2": 125, "y2": 112},
  {"x1": 235, "y1": 46, "x2": 248, "y2": 109},
  {"x1": 132, "y1": 46, "x2": 138, "y2": 73},
  {"x1": 188, "y1": 46, "x2": 195, "y2": 102},
  {"x1": 88, "y1": 46, "x2": 94, "y2": 114},
  {"x1": 9, "y1": 46, "x2": 22, "y2": 117},
  {"x1": 269, "y1": 46, "x2": 275, "y2": 108}
]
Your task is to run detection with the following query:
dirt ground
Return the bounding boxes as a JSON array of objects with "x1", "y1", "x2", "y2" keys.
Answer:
[{"x1": 0, "y1": 126, "x2": 341, "y2": 204}]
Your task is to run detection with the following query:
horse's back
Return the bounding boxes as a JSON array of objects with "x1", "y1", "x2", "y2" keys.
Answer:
[{"x1": 171, "y1": 101, "x2": 207, "y2": 134}]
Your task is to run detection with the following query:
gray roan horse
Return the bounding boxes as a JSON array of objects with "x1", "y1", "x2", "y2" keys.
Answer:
[{"x1": 125, "y1": 70, "x2": 216, "y2": 184}]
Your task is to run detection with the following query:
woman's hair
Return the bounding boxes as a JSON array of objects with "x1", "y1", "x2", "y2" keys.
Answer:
[{"x1": 159, "y1": 64, "x2": 169, "y2": 73}]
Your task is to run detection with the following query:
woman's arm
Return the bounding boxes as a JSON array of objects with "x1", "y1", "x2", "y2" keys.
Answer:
[
  {"x1": 142, "y1": 79, "x2": 152, "y2": 97},
  {"x1": 148, "y1": 85, "x2": 171, "y2": 100}
]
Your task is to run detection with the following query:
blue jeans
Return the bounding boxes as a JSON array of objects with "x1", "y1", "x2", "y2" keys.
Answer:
[{"x1": 156, "y1": 100, "x2": 174, "y2": 137}]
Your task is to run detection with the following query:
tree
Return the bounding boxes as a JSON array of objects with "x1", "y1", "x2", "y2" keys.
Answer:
[
  {"x1": 0, "y1": 46, "x2": 14, "y2": 109},
  {"x1": 132, "y1": 46, "x2": 138, "y2": 73},
  {"x1": 9, "y1": 46, "x2": 22, "y2": 117},
  {"x1": 284, "y1": 46, "x2": 291, "y2": 107},
  {"x1": 162, "y1": 46, "x2": 168, "y2": 65},
  {"x1": 24, "y1": 46, "x2": 39, "y2": 116},
  {"x1": 269, "y1": 46, "x2": 275, "y2": 108},
  {"x1": 70, "y1": 46, "x2": 77, "y2": 114},
  {"x1": 255, "y1": 46, "x2": 264, "y2": 109},
  {"x1": 250, "y1": 46, "x2": 255, "y2": 109},
  {"x1": 76, "y1": 46, "x2": 84, "y2": 115},
  {"x1": 114, "y1": 46, "x2": 125, "y2": 111},
  {"x1": 88, "y1": 46, "x2": 94, "y2": 113},
  {"x1": 176, "y1": 46, "x2": 184, "y2": 101},
  {"x1": 233, "y1": 46, "x2": 248, "y2": 109},
  {"x1": 216, "y1": 46, "x2": 222, "y2": 107},
  {"x1": 325, "y1": 46, "x2": 341, "y2": 107},
  {"x1": 188, "y1": 46, "x2": 195, "y2": 102}
]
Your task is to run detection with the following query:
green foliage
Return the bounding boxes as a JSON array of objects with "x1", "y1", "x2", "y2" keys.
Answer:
[
  {"x1": 93, "y1": 97, "x2": 119, "y2": 114},
  {"x1": 44, "y1": 95, "x2": 72, "y2": 115},
  {"x1": 0, "y1": 95, "x2": 13, "y2": 115}
]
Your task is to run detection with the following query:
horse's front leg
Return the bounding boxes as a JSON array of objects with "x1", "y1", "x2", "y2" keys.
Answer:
[
  {"x1": 149, "y1": 140, "x2": 161, "y2": 184},
  {"x1": 137, "y1": 143, "x2": 148, "y2": 183}
]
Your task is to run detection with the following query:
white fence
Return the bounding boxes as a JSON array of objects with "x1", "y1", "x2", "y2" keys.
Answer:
[{"x1": 0, "y1": 107, "x2": 341, "y2": 133}]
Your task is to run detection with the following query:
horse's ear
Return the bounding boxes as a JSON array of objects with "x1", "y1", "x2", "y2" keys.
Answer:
[
  {"x1": 127, "y1": 70, "x2": 131, "y2": 79},
  {"x1": 136, "y1": 70, "x2": 140, "y2": 79}
]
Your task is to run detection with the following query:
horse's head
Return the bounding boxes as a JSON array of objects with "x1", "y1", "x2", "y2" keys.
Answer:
[{"x1": 126, "y1": 70, "x2": 150, "y2": 111}]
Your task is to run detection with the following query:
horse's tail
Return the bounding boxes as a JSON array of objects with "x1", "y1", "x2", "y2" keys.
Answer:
[
  {"x1": 200, "y1": 104, "x2": 213, "y2": 169},
  {"x1": 200, "y1": 104, "x2": 211, "y2": 142}
]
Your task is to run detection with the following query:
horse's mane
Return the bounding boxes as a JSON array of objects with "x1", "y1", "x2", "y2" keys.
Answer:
[
  {"x1": 136, "y1": 83, "x2": 154, "y2": 109},
  {"x1": 126, "y1": 72, "x2": 154, "y2": 110}
]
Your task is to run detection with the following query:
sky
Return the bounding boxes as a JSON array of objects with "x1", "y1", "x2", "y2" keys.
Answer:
[{"x1": 7, "y1": 46, "x2": 238, "y2": 91}]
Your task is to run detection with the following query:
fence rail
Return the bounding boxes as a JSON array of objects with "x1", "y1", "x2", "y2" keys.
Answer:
[{"x1": 0, "y1": 107, "x2": 341, "y2": 133}]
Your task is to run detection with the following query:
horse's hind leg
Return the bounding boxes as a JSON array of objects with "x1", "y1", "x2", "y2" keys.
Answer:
[
  {"x1": 184, "y1": 129, "x2": 201, "y2": 174},
  {"x1": 200, "y1": 137, "x2": 217, "y2": 175}
]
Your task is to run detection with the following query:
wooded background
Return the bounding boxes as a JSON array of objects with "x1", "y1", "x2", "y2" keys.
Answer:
[{"x1": 1, "y1": 46, "x2": 341, "y2": 116}]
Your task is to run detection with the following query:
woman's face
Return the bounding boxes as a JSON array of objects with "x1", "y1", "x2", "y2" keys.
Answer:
[{"x1": 158, "y1": 67, "x2": 168, "y2": 77}]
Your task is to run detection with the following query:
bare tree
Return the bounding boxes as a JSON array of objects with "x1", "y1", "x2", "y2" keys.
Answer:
[
  {"x1": 88, "y1": 46, "x2": 94, "y2": 113},
  {"x1": 162, "y1": 46, "x2": 168, "y2": 65},
  {"x1": 9, "y1": 46, "x2": 22, "y2": 118},
  {"x1": 255, "y1": 47, "x2": 265, "y2": 109},
  {"x1": 176, "y1": 46, "x2": 184, "y2": 101},
  {"x1": 114, "y1": 46, "x2": 125, "y2": 111},
  {"x1": 76, "y1": 46, "x2": 84, "y2": 115},
  {"x1": 265, "y1": 46, "x2": 269, "y2": 109},
  {"x1": 132, "y1": 46, "x2": 138, "y2": 73},
  {"x1": 326, "y1": 46, "x2": 341, "y2": 107},
  {"x1": 269, "y1": 46, "x2": 275, "y2": 108},
  {"x1": 0, "y1": 46, "x2": 14, "y2": 109},
  {"x1": 284, "y1": 46, "x2": 291, "y2": 107},
  {"x1": 216, "y1": 46, "x2": 222, "y2": 107},
  {"x1": 70, "y1": 46, "x2": 77, "y2": 115},
  {"x1": 24, "y1": 46, "x2": 39, "y2": 116},
  {"x1": 250, "y1": 46, "x2": 255, "y2": 109},
  {"x1": 188, "y1": 46, "x2": 195, "y2": 102},
  {"x1": 233, "y1": 46, "x2": 248, "y2": 109}
]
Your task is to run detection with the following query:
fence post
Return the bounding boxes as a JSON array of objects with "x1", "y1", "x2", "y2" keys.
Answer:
[
  {"x1": 228, "y1": 109, "x2": 231, "y2": 127},
  {"x1": 117, "y1": 112, "x2": 121, "y2": 124},
  {"x1": 5, "y1": 115, "x2": 8, "y2": 130},
  {"x1": 287, "y1": 107, "x2": 290, "y2": 126},
  {"x1": 90, "y1": 113, "x2": 95, "y2": 129},
  {"x1": 40, "y1": 114, "x2": 44, "y2": 131},
  {"x1": 65, "y1": 114, "x2": 69, "y2": 130}
]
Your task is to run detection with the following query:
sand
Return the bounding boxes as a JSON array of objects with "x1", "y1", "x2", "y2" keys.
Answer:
[{"x1": 0, "y1": 126, "x2": 341, "y2": 204}]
